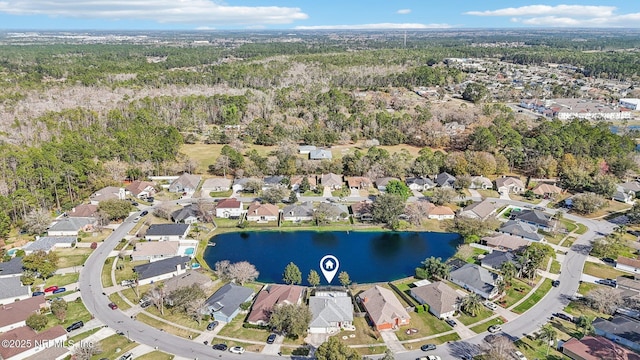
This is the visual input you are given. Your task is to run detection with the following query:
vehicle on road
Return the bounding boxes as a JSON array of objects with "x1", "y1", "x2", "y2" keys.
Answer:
[
  {"x1": 553, "y1": 313, "x2": 573, "y2": 322},
  {"x1": 133, "y1": 216, "x2": 141, "y2": 223},
  {"x1": 420, "y1": 343, "x2": 436, "y2": 351},
  {"x1": 32, "y1": 291, "x2": 45, "y2": 296},
  {"x1": 212, "y1": 343, "x2": 228, "y2": 351},
  {"x1": 66, "y1": 321, "x2": 84, "y2": 332},
  {"x1": 534, "y1": 206, "x2": 545, "y2": 211},
  {"x1": 52, "y1": 287, "x2": 66, "y2": 294},
  {"x1": 267, "y1": 333, "x2": 277, "y2": 344},
  {"x1": 140, "y1": 210, "x2": 148, "y2": 216},
  {"x1": 206, "y1": 321, "x2": 219, "y2": 331},
  {"x1": 418, "y1": 356, "x2": 441, "y2": 360},
  {"x1": 484, "y1": 301, "x2": 498, "y2": 310},
  {"x1": 488, "y1": 324, "x2": 502, "y2": 333},
  {"x1": 513, "y1": 350, "x2": 528, "y2": 360},
  {"x1": 552, "y1": 280, "x2": 560, "y2": 287},
  {"x1": 44, "y1": 286, "x2": 58, "y2": 293},
  {"x1": 229, "y1": 346, "x2": 245, "y2": 354},
  {"x1": 108, "y1": 302, "x2": 118, "y2": 310},
  {"x1": 445, "y1": 318, "x2": 457, "y2": 327}
]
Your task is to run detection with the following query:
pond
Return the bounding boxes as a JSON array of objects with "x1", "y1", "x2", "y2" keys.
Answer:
[{"x1": 203, "y1": 231, "x2": 461, "y2": 285}]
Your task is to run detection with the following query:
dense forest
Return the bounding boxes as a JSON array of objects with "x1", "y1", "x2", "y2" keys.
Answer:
[{"x1": 0, "y1": 30, "x2": 639, "y2": 233}]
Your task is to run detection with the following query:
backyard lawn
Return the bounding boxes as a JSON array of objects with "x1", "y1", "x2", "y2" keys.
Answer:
[{"x1": 53, "y1": 247, "x2": 94, "y2": 268}]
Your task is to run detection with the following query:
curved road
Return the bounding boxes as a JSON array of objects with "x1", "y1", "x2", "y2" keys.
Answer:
[{"x1": 80, "y1": 201, "x2": 616, "y2": 360}]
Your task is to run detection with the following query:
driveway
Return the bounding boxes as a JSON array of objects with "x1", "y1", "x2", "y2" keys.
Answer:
[{"x1": 379, "y1": 330, "x2": 406, "y2": 353}]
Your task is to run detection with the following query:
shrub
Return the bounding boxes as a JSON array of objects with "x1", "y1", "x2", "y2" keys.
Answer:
[
  {"x1": 90, "y1": 242, "x2": 98, "y2": 249},
  {"x1": 415, "y1": 267, "x2": 428, "y2": 279}
]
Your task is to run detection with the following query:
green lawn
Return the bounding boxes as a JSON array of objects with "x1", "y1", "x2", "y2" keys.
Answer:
[
  {"x1": 46, "y1": 272, "x2": 79, "y2": 287},
  {"x1": 67, "y1": 327, "x2": 101, "y2": 344},
  {"x1": 135, "y1": 313, "x2": 199, "y2": 339},
  {"x1": 469, "y1": 317, "x2": 505, "y2": 333},
  {"x1": 583, "y1": 262, "x2": 626, "y2": 279},
  {"x1": 114, "y1": 258, "x2": 148, "y2": 284},
  {"x1": 92, "y1": 334, "x2": 137, "y2": 360},
  {"x1": 102, "y1": 258, "x2": 114, "y2": 287},
  {"x1": 549, "y1": 260, "x2": 561, "y2": 274},
  {"x1": 54, "y1": 247, "x2": 94, "y2": 268},
  {"x1": 144, "y1": 303, "x2": 209, "y2": 332},
  {"x1": 515, "y1": 331, "x2": 567, "y2": 360},
  {"x1": 45, "y1": 300, "x2": 92, "y2": 330},
  {"x1": 574, "y1": 223, "x2": 588, "y2": 235},
  {"x1": 217, "y1": 313, "x2": 271, "y2": 342},
  {"x1": 498, "y1": 279, "x2": 533, "y2": 308},
  {"x1": 560, "y1": 220, "x2": 577, "y2": 233},
  {"x1": 135, "y1": 351, "x2": 174, "y2": 360},
  {"x1": 395, "y1": 311, "x2": 451, "y2": 341},
  {"x1": 338, "y1": 316, "x2": 384, "y2": 346},
  {"x1": 512, "y1": 278, "x2": 553, "y2": 314},
  {"x1": 577, "y1": 282, "x2": 598, "y2": 296},
  {"x1": 564, "y1": 301, "x2": 611, "y2": 322},
  {"x1": 108, "y1": 293, "x2": 132, "y2": 311},
  {"x1": 209, "y1": 190, "x2": 233, "y2": 197},
  {"x1": 210, "y1": 338, "x2": 264, "y2": 354},
  {"x1": 457, "y1": 307, "x2": 494, "y2": 326},
  {"x1": 477, "y1": 189, "x2": 500, "y2": 199},
  {"x1": 354, "y1": 345, "x2": 388, "y2": 357}
]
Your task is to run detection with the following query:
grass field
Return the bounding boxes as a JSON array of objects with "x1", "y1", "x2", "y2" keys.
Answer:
[
  {"x1": 135, "y1": 312, "x2": 199, "y2": 339},
  {"x1": 512, "y1": 278, "x2": 553, "y2": 314},
  {"x1": 582, "y1": 262, "x2": 626, "y2": 279},
  {"x1": 93, "y1": 334, "x2": 137, "y2": 360},
  {"x1": 135, "y1": 351, "x2": 174, "y2": 360},
  {"x1": 498, "y1": 279, "x2": 533, "y2": 308},
  {"x1": 54, "y1": 247, "x2": 94, "y2": 268},
  {"x1": 45, "y1": 299, "x2": 91, "y2": 330},
  {"x1": 457, "y1": 307, "x2": 493, "y2": 326},
  {"x1": 583, "y1": 200, "x2": 632, "y2": 218},
  {"x1": 45, "y1": 272, "x2": 79, "y2": 287},
  {"x1": 217, "y1": 313, "x2": 271, "y2": 343},
  {"x1": 395, "y1": 311, "x2": 451, "y2": 341},
  {"x1": 549, "y1": 260, "x2": 561, "y2": 274},
  {"x1": 469, "y1": 316, "x2": 505, "y2": 333},
  {"x1": 574, "y1": 223, "x2": 588, "y2": 235},
  {"x1": 101, "y1": 258, "x2": 114, "y2": 287},
  {"x1": 108, "y1": 293, "x2": 132, "y2": 311},
  {"x1": 337, "y1": 317, "x2": 384, "y2": 346},
  {"x1": 210, "y1": 338, "x2": 264, "y2": 353}
]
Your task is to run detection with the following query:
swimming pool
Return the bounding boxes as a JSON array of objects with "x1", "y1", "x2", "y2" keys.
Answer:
[
  {"x1": 191, "y1": 263, "x2": 201, "y2": 269},
  {"x1": 184, "y1": 247, "x2": 195, "y2": 255},
  {"x1": 7, "y1": 248, "x2": 17, "y2": 256}
]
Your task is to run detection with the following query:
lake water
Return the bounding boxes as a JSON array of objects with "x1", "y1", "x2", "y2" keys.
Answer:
[{"x1": 203, "y1": 231, "x2": 461, "y2": 285}]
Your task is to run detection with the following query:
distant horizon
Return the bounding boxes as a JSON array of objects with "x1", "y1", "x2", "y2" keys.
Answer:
[{"x1": 0, "y1": 2, "x2": 639, "y2": 31}]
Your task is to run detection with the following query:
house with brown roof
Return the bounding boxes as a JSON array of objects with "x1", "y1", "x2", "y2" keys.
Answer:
[
  {"x1": 0, "y1": 296, "x2": 48, "y2": 333},
  {"x1": 495, "y1": 177, "x2": 525, "y2": 195},
  {"x1": 357, "y1": 285, "x2": 410, "y2": 331},
  {"x1": 201, "y1": 177, "x2": 232, "y2": 193},
  {"x1": 321, "y1": 173, "x2": 343, "y2": 190},
  {"x1": 410, "y1": 281, "x2": 461, "y2": 319},
  {"x1": 459, "y1": 199, "x2": 501, "y2": 220},
  {"x1": 131, "y1": 241, "x2": 180, "y2": 262},
  {"x1": 0, "y1": 325, "x2": 67, "y2": 360},
  {"x1": 126, "y1": 180, "x2": 156, "y2": 199},
  {"x1": 89, "y1": 186, "x2": 126, "y2": 205},
  {"x1": 562, "y1": 336, "x2": 640, "y2": 360},
  {"x1": 246, "y1": 202, "x2": 279, "y2": 222},
  {"x1": 290, "y1": 175, "x2": 317, "y2": 192},
  {"x1": 346, "y1": 176, "x2": 373, "y2": 190},
  {"x1": 351, "y1": 201, "x2": 373, "y2": 221},
  {"x1": 66, "y1": 204, "x2": 98, "y2": 218},
  {"x1": 617, "y1": 256, "x2": 640, "y2": 274},
  {"x1": 247, "y1": 284, "x2": 305, "y2": 325},
  {"x1": 532, "y1": 183, "x2": 562, "y2": 198},
  {"x1": 215, "y1": 198, "x2": 244, "y2": 219},
  {"x1": 482, "y1": 234, "x2": 530, "y2": 252},
  {"x1": 426, "y1": 203, "x2": 455, "y2": 220}
]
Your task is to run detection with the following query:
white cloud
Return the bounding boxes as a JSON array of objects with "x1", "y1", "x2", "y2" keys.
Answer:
[
  {"x1": 465, "y1": 5, "x2": 615, "y2": 17},
  {"x1": 466, "y1": 4, "x2": 640, "y2": 27},
  {"x1": 0, "y1": 0, "x2": 308, "y2": 26},
  {"x1": 295, "y1": 23, "x2": 451, "y2": 30},
  {"x1": 397, "y1": 9, "x2": 411, "y2": 15}
]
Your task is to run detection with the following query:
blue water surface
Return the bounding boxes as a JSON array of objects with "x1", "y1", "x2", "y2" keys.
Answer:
[{"x1": 203, "y1": 231, "x2": 461, "y2": 285}]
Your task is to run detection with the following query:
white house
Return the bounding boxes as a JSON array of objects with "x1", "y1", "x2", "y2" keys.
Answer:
[
  {"x1": 616, "y1": 256, "x2": 640, "y2": 274},
  {"x1": 89, "y1": 186, "x2": 125, "y2": 205},
  {"x1": 308, "y1": 291, "x2": 353, "y2": 334},
  {"x1": 47, "y1": 218, "x2": 94, "y2": 237},
  {"x1": 495, "y1": 177, "x2": 525, "y2": 195},
  {"x1": 133, "y1": 256, "x2": 191, "y2": 286}
]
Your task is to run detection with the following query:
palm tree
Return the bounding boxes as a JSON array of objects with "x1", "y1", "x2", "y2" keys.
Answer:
[
  {"x1": 500, "y1": 261, "x2": 517, "y2": 287},
  {"x1": 576, "y1": 315, "x2": 594, "y2": 338},
  {"x1": 421, "y1": 256, "x2": 450, "y2": 280},
  {"x1": 538, "y1": 324, "x2": 557, "y2": 356},
  {"x1": 460, "y1": 293, "x2": 483, "y2": 317}
]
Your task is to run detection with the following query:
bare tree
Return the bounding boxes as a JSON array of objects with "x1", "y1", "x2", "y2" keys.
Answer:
[
  {"x1": 103, "y1": 159, "x2": 127, "y2": 181},
  {"x1": 148, "y1": 284, "x2": 166, "y2": 315},
  {"x1": 24, "y1": 208, "x2": 52, "y2": 234},
  {"x1": 482, "y1": 334, "x2": 516, "y2": 360},
  {"x1": 455, "y1": 244, "x2": 475, "y2": 261},
  {"x1": 213, "y1": 155, "x2": 231, "y2": 177},
  {"x1": 405, "y1": 201, "x2": 431, "y2": 226},
  {"x1": 214, "y1": 260, "x2": 231, "y2": 281},
  {"x1": 186, "y1": 297, "x2": 208, "y2": 325},
  {"x1": 227, "y1": 261, "x2": 259, "y2": 285},
  {"x1": 153, "y1": 203, "x2": 173, "y2": 220},
  {"x1": 586, "y1": 287, "x2": 623, "y2": 314},
  {"x1": 72, "y1": 341, "x2": 102, "y2": 360}
]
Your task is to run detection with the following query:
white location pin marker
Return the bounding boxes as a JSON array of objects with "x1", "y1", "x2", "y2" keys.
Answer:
[{"x1": 320, "y1": 255, "x2": 340, "y2": 284}]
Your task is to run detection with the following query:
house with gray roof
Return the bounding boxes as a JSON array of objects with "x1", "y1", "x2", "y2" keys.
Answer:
[
  {"x1": 203, "y1": 283, "x2": 254, "y2": 323},
  {"x1": 145, "y1": 223, "x2": 190, "y2": 241},
  {"x1": 614, "y1": 183, "x2": 640, "y2": 204},
  {"x1": 282, "y1": 202, "x2": 314, "y2": 222},
  {"x1": 514, "y1": 209, "x2": 555, "y2": 231},
  {"x1": 499, "y1": 220, "x2": 544, "y2": 241},
  {"x1": 470, "y1": 176, "x2": 493, "y2": 190},
  {"x1": 310, "y1": 149, "x2": 333, "y2": 160},
  {"x1": 133, "y1": 256, "x2": 191, "y2": 286},
  {"x1": 201, "y1": 177, "x2": 232, "y2": 193},
  {"x1": 435, "y1": 172, "x2": 456, "y2": 188},
  {"x1": 262, "y1": 175, "x2": 287, "y2": 190},
  {"x1": 22, "y1": 236, "x2": 76, "y2": 254},
  {"x1": 171, "y1": 204, "x2": 199, "y2": 224},
  {"x1": 163, "y1": 270, "x2": 215, "y2": 295},
  {"x1": 459, "y1": 199, "x2": 500, "y2": 220},
  {"x1": 89, "y1": 186, "x2": 126, "y2": 205},
  {"x1": 593, "y1": 315, "x2": 640, "y2": 352},
  {"x1": 169, "y1": 173, "x2": 201, "y2": 193},
  {"x1": 480, "y1": 251, "x2": 518, "y2": 271},
  {"x1": 232, "y1": 177, "x2": 262, "y2": 193},
  {"x1": 309, "y1": 290, "x2": 353, "y2": 334},
  {"x1": 410, "y1": 281, "x2": 461, "y2": 319},
  {"x1": 449, "y1": 263, "x2": 501, "y2": 299},
  {"x1": 375, "y1": 177, "x2": 400, "y2": 192},
  {"x1": 316, "y1": 203, "x2": 350, "y2": 222},
  {"x1": 0, "y1": 277, "x2": 31, "y2": 304},
  {"x1": 321, "y1": 173, "x2": 343, "y2": 190},
  {"x1": 406, "y1": 177, "x2": 435, "y2": 191},
  {"x1": 47, "y1": 217, "x2": 94, "y2": 237},
  {"x1": 0, "y1": 257, "x2": 23, "y2": 279},
  {"x1": 298, "y1": 145, "x2": 317, "y2": 154}
]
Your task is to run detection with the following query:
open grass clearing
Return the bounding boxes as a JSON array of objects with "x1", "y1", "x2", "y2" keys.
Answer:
[
  {"x1": 353, "y1": 345, "x2": 388, "y2": 357},
  {"x1": 114, "y1": 258, "x2": 148, "y2": 284},
  {"x1": 45, "y1": 272, "x2": 79, "y2": 287},
  {"x1": 574, "y1": 223, "x2": 588, "y2": 235},
  {"x1": 338, "y1": 316, "x2": 384, "y2": 345},
  {"x1": 136, "y1": 312, "x2": 199, "y2": 339},
  {"x1": 549, "y1": 260, "x2": 561, "y2": 274},
  {"x1": 564, "y1": 300, "x2": 611, "y2": 321},
  {"x1": 217, "y1": 313, "x2": 271, "y2": 343},
  {"x1": 512, "y1": 278, "x2": 553, "y2": 314},
  {"x1": 469, "y1": 316, "x2": 505, "y2": 334},
  {"x1": 144, "y1": 303, "x2": 209, "y2": 332},
  {"x1": 498, "y1": 279, "x2": 533, "y2": 308},
  {"x1": 582, "y1": 262, "x2": 626, "y2": 279},
  {"x1": 135, "y1": 350, "x2": 174, "y2": 360},
  {"x1": 94, "y1": 334, "x2": 137, "y2": 360},
  {"x1": 395, "y1": 311, "x2": 452, "y2": 341},
  {"x1": 108, "y1": 293, "x2": 132, "y2": 311},
  {"x1": 577, "y1": 281, "x2": 598, "y2": 296},
  {"x1": 477, "y1": 189, "x2": 500, "y2": 198},
  {"x1": 403, "y1": 331, "x2": 461, "y2": 350},
  {"x1": 209, "y1": 189, "x2": 233, "y2": 197},
  {"x1": 53, "y1": 247, "x2": 94, "y2": 268},
  {"x1": 583, "y1": 200, "x2": 632, "y2": 219},
  {"x1": 67, "y1": 327, "x2": 101, "y2": 344},
  {"x1": 45, "y1": 299, "x2": 91, "y2": 330},
  {"x1": 457, "y1": 307, "x2": 494, "y2": 326},
  {"x1": 515, "y1": 330, "x2": 567, "y2": 360},
  {"x1": 101, "y1": 259, "x2": 114, "y2": 287}
]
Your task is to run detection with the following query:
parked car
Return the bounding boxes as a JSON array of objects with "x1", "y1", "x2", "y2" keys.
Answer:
[
  {"x1": 602, "y1": 257, "x2": 615, "y2": 264},
  {"x1": 140, "y1": 300, "x2": 152, "y2": 308},
  {"x1": 595, "y1": 279, "x2": 617, "y2": 288},
  {"x1": 420, "y1": 343, "x2": 436, "y2": 351},
  {"x1": 552, "y1": 280, "x2": 560, "y2": 287},
  {"x1": 229, "y1": 346, "x2": 245, "y2": 354},
  {"x1": 118, "y1": 353, "x2": 133, "y2": 360},
  {"x1": 66, "y1": 321, "x2": 84, "y2": 332},
  {"x1": 108, "y1": 302, "x2": 118, "y2": 310},
  {"x1": 212, "y1": 343, "x2": 228, "y2": 351},
  {"x1": 534, "y1": 206, "x2": 545, "y2": 211},
  {"x1": 267, "y1": 333, "x2": 277, "y2": 344},
  {"x1": 207, "y1": 321, "x2": 219, "y2": 331},
  {"x1": 488, "y1": 324, "x2": 502, "y2": 333},
  {"x1": 147, "y1": 197, "x2": 154, "y2": 203},
  {"x1": 445, "y1": 319, "x2": 457, "y2": 327},
  {"x1": 484, "y1": 301, "x2": 498, "y2": 311},
  {"x1": 44, "y1": 286, "x2": 59, "y2": 293},
  {"x1": 32, "y1": 291, "x2": 45, "y2": 297},
  {"x1": 133, "y1": 216, "x2": 141, "y2": 223},
  {"x1": 513, "y1": 350, "x2": 528, "y2": 360},
  {"x1": 140, "y1": 210, "x2": 149, "y2": 216},
  {"x1": 553, "y1": 312, "x2": 573, "y2": 322},
  {"x1": 52, "y1": 287, "x2": 66, "y2": 294}
]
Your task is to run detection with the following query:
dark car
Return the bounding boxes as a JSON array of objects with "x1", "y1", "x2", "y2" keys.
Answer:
[
  {"x1": 445, "y1": 319, "x2": 457, "y2": 327},
  {"x1": 52, "y1": 287, "x2": 66, "y2": 294},
  {"x1": 602, "y1": 257, "x2": 615, "y2": 264},
  {"x1": 267, "y1": 333, "x2": 277, "y2": 344},
  {"x1": 32, "y1": 291, "x2": 45, "y2": 297},
  {"x1": 420, "y1": 343, "x2": 437, "y2": 351},
  {"x1": 66, "y1": 321, "x2": 84, "y2": 332},
  {"x1": 206, "y1": 321, "x2": 219, "y2": 331},
  {"x1": 553, "y1": 313, "x2": 573, "y2": 322},
  {"x1": 108, "y1": 302, "x2": 118, "y2": 310},
  {"x1": 212, "y1": 343, "x2": 228, "y2": 351},
  {"x1": 147, "y1": 197, "x2": 154, "y2": 203},
  {"x1": 552, "y1": 280, "x2": 560, "y2": 287},
  {"x1": 140, "y1": 300, "x2": 152, "y2": 308},
  {"x1": 596, "y1": 279, "x2": 617, "y2": 288},
  {"x1": 140, "y1": 210, "x2": 149, "y2": 216}
]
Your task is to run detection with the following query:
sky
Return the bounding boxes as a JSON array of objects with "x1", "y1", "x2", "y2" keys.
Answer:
[{"x1": 0, "y1": 1, "x2": 640, "y2": 31}]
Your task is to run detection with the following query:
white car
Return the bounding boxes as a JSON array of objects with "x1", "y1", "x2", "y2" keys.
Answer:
[
  {"x1": 229, "y1": 346, "x2": 245, "y2": 354},
  {"x1": 513, "y1": 350, "x2": 527, "y2": 360},
  {"x1": 484, "y1": 301, "x2": 498, "y2": 311},
  {"x1": 417, "y1": 356, "x2": 441, "y2": 360}
]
